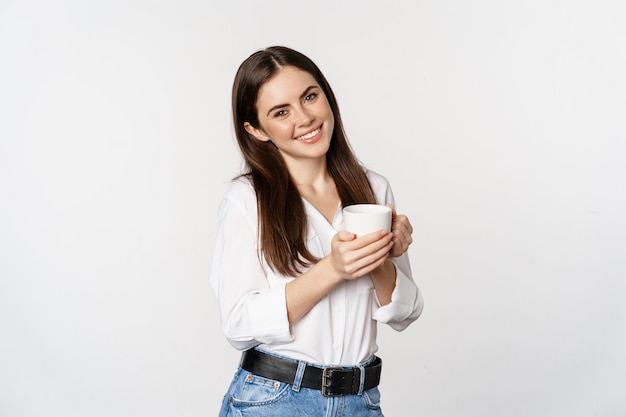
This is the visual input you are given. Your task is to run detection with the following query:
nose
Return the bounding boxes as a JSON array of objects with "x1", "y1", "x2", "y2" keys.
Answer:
[{"x1": 294, "y1": 105, "x2": 314, "y2": 127}]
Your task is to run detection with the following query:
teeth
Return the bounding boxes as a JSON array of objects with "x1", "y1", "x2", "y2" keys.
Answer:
[{"x1": 297, "y1": 129, "x2": 320, "y2": 141}]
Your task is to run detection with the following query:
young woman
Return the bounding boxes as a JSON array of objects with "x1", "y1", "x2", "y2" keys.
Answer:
[{"x1": 209, "y1": 46, "x2": 424, "y2": 416}]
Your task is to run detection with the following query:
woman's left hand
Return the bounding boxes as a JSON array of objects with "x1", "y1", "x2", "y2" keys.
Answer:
[{"x1": 388, "y1": 205, "x2": 413, "y2": 258}]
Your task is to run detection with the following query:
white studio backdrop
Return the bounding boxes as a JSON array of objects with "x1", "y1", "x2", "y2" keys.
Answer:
[{"x1": 1, "y1": 1, "x2": 625, "y2": 416}]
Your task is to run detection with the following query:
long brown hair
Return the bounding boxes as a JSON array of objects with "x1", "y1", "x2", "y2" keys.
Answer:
[{"x1": 232, "y1": 46, "x2": 376, "y2": 276}]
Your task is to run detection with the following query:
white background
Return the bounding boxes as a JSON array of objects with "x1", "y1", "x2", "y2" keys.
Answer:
[{"x1": 1, "y1": 1, "x2": 625, "y2": 416}]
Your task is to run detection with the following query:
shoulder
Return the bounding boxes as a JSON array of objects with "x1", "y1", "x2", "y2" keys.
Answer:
[
  {"x1": 363, "y1": 167, "x2": 391, "y2": 188},
  {"x1": 362, "y1": 166, "x2": 396, "y2": 206},
  {"x1": 223, "y1": 175, "x2": 255, "y2": 199},
  {"x1": 218, "y1": 175, "x2": 258, "y2": 220},
  {"x1": 363, "y1": 166, "x2": 392, "y2": 192}
]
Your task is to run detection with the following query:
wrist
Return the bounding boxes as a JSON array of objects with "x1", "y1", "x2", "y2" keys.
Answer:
[
  {"x1": 317, "y1": 256, "x2": 346, "y2": 286},
  {"x1": 370, "y1": 259, "x2": 396, "y2": 306},
  {"x1": 371, "y1": 258, "x2": 395, "y2": 277}
]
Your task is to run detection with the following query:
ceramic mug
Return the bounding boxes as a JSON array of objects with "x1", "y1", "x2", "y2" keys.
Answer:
[{"x1": 342, "y1": 204, "x2": 392, "y2": 236}]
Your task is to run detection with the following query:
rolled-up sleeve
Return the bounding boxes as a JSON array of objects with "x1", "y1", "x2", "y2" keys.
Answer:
[
  {"x1": 209, "y1": 181, "x2": 293, "y2": 350},
  {"x1": 372, "y1": 252, "x2": 424, "y2": 331},
  {"x1": 367, "y1": 169, "x2": 424, "y2": 331}
]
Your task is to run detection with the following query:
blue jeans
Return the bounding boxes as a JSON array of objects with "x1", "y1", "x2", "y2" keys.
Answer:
[{"x1": 218, "y1": 354, "x2": 385, "y2": 417}]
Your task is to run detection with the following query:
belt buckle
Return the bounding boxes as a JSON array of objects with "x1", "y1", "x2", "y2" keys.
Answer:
[{"x1": 321, "y1": 366, "x2": 345, "y2": 397}]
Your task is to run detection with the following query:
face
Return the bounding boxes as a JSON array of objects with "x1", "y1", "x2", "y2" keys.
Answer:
[{"x1": 244, "y1": 66, "x2": 335, "y2": 166}]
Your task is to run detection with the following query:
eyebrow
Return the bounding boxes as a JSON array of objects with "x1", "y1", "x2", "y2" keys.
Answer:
[{"x1": 265, "y1": 85, "x2": 319, "y2": 117}]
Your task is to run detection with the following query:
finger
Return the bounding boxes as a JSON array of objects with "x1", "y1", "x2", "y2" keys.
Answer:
[
  {"x1": 393, "y1": 236, "x2": 410, "y2": 255},
  {"x1": 345, "y1": 229, "x2": 391, "y2": 250},
  {"x1": 347, "y1": 241, "x2": 394, "y2": 278},
  {"x1": 390, "y1": 230, "x2": 412, "y2": 257},
  {"x1": 395, "y1": 222, "x2": 413, "y2": 244},
  {"x1": 331, "y1": 231, "x2": 392, "y2": 274},
  {"x1": 393, "y1": 223, "x2": 412, "y2": 242},
  {"x1": 392, "y1": 215, "x2": 413, "y2": 236},
  {"x1": 334, "y1": 230, "x2": 357, "y2": 243},
  {"x1": 357, "y1": 231, "x2": 393, "y2": 253},
  {"x1": 339, "y1": 232, "x2": 392, "y2": 268}
]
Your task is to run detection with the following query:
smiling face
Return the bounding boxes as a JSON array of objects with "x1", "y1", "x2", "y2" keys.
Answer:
[{"x1": 244, "y1": 65, "x2": 335, "y2": 168}]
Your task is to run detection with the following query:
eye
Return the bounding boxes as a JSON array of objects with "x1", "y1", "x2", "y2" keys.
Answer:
[
  {"x1": 273, "y1": 109, "x2": 288, "y2": 118},
  {"x1": 304, "y1": 93, "x2": 317, "y2": 102}
]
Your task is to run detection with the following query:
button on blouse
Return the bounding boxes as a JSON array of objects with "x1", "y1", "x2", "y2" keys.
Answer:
[{"x1": 209, "y1": 168, "x2": 423, "y2": 366}]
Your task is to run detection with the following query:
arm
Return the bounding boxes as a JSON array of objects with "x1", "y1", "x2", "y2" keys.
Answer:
[
  {"x1": 209, "y1": 181, "x2": 396, "y2": 349},
  {"x1": 366, "y1": 170, "x2": 424, "y2": 330},
  {"x1": 286, "y1": 230, "x2": 394, "y2": 324},
  {"x1": 209, "y1": 189, "x2": 292, "y2": 350},
  {"x1": 371, "y1": 213, "x2": 424, "y2": 330},
  {"x1": 369, "y1": 205, "x2": 413, "y2": 305}
]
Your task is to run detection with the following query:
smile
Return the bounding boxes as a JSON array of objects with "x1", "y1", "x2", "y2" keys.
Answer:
[{"x1": 295, "y1": 127, "x2": 321, "y2": 141}]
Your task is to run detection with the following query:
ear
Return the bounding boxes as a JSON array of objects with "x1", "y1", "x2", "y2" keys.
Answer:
[{"x1": 244, "y1": 122, "x2": 271, "y2": 142}]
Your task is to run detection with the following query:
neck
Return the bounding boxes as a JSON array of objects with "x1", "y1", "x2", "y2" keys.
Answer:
[{"x1": 285, "y1": 157, "x2": 330, "y2": 187}]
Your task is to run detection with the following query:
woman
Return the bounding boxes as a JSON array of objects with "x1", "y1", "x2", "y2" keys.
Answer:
[{"x1": 210, "y1": 46, "x2": 423, "y2": 416}]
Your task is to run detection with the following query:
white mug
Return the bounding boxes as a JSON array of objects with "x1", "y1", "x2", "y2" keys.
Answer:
[{"x1": 342, "y1": 204, "x2": 392, "y2": 236}]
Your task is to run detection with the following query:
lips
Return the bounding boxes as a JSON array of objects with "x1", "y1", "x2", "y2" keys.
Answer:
[{"x1": 295, "y1": 127, "x2": 321, "y2": 142}]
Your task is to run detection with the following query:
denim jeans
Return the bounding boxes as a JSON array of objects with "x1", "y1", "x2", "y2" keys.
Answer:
[{"x1": 218, "y1": 353, "x2": 385, "y2": 417}]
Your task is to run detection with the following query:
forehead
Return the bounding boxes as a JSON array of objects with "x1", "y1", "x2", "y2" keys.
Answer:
[{"x1": 256, "y1": 66, "x2": 320, "y2": 108}]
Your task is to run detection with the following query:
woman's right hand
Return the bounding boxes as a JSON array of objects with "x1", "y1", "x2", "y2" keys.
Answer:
[
  {"x1": 329, "y1": 230, "x2": 394, "y2": 280},
  {"x1": 285, "y1": 230, "x2": 393, "y2": 324}
]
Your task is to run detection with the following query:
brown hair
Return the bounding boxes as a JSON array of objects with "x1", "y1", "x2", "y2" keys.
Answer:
[{"x1": 232, "y1": 46, "x2": 376, "y2": 276}]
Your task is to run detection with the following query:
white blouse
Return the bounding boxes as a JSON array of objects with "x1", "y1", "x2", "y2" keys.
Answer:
[{"x1": 209, "y1": 169, "x2": 423, "y2": 366}]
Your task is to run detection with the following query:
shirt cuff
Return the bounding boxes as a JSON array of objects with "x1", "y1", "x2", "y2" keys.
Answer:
[
  {"x1": 372, "y1": 260, "x2": 422, "y2": 331},
  {"x1": 247, "y1": 283, "x2": 293, "y2": 345}
]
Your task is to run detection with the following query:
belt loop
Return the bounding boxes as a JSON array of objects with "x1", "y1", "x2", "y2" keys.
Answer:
[
  {"x1": 292, "y1": 360, "x2": 307, "y2": 392},
  {"x1": 357, "y1": 363, "x2": 366, "y2": 395}
]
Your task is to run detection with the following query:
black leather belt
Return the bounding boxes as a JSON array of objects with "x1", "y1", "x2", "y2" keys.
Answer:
[{"x1": 240, "y1": 348, "x2": 382, "y2": 397}]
